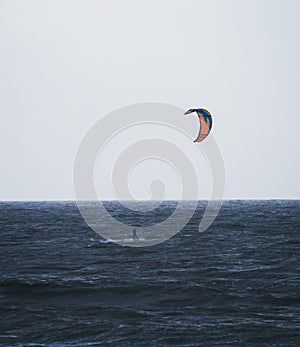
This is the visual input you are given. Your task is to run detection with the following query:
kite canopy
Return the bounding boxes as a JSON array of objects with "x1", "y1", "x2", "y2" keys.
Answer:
[{"x1": 184, "y1": 108, "x2": 213, "y2": 142}]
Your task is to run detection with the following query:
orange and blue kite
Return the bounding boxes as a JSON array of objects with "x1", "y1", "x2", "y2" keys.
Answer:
[{"x1": 184, "y1": 108, "x2": 213, "y2": 142}]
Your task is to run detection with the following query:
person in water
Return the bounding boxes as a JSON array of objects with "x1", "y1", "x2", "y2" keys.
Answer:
[{"x1": 132, "y1": 228, "x2": 139, "y2": 241}]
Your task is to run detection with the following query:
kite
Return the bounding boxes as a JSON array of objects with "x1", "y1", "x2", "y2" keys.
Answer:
[{"x1": 184, "y1": 108, "x2": 213, "y2": 142}]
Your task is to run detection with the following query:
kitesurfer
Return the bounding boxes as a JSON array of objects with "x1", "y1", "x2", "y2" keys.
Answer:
[{"x1": 132, "y1": 228, "x2": 139, "y2": 241}]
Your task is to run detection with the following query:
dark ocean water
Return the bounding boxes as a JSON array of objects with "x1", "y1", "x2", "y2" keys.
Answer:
[{"x1": 0, "y1": 200, "x2": 299, "y2": 347}]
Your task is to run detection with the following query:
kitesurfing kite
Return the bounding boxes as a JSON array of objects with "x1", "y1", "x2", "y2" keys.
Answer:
[{"x1": 184, "y1": 108, "x2": 213, "y2": 142}]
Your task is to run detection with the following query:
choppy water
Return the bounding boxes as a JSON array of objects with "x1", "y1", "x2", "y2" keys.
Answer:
[{"x1": 0, "y1": 200, "x2": 299, "y2": 346}]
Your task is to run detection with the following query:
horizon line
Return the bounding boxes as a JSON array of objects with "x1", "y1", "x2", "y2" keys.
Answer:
[{"x1": 0, "y1": 198, "x2": 299, "y2": 202}]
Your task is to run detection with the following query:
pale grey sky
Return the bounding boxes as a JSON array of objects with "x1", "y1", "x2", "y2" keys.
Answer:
[{"x1": 0, "y1": 0, "x2": 299, "y2": 200}]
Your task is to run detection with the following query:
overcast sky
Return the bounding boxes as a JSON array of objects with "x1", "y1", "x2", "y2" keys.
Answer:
[{"x1": 1, "y1": 0, "x2": 299, "y2": 200}]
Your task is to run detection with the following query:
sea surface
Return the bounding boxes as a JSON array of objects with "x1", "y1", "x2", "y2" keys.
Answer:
[{"x1": 0, "y1": 200, "x2": 299, "y2": 346}]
